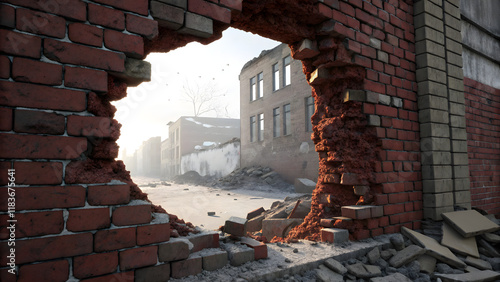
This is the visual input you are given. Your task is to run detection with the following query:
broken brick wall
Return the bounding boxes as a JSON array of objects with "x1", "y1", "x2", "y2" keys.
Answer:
[{"x1": 464, "y1": 78, "x2": 500, "y2": 215}]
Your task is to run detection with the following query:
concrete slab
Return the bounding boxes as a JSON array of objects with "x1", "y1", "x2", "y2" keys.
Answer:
[
  {"x1": 435, "y1": 270, "x2": 500, "y2": 282},
  {"x1": 418, "y1": 254, "x2": 437, "y2": 274},
  {"x1": 369, "y1": 272, "x2": 412, "y2": 282},
  {"x1": 323, "y1": 258, "x2": 347, "y2": 275},
  {"x1": 441, "y1": 221, "x2": 479, "y2": 258},
  {"x1": 442, "y1": 210, "x2": 500, "y2": 238},
  {"x1": 388, "y1": 245, "x2": 426, "y2": 268},
  {"x1": 246, "y1": 214, "x2": 265, "y2": 232},
  {"x1": 346, "y1": 263, "x2": 381, "y2": 279},
  {"x1": 465, "y1": 256, "x2": 492, "y2": 271},
  {"x1": 401, "y1": 227, "x2": 466, "y2": 269},
  {"x1": 482, "y1": 232, "x2": 500, "y2": 244},
  {"x1": 316, "y1": 264, "x2": 344, "y2": 282}
]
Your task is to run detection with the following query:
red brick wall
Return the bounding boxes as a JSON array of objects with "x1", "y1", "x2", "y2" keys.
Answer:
[{"x1": 464, "y1": 77, "x2": 500, "y2": 215}]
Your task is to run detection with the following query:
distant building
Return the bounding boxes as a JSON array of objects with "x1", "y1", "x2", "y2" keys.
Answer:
[
  {"x1": 131, "y1": 136, "x2": 161, "y2": 177},
  {"x1": 239, "y1": 43, "x2": 319, "y2": 183},
  {"x1": 161, "y1": 116, "x2": 240, "y2": 179}
]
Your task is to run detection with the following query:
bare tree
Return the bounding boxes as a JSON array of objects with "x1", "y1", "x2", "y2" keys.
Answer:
[{"x1": 181, "y1": 79, "x2": 230, "y2": 117}]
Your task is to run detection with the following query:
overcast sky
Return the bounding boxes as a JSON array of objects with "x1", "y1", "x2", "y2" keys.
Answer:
[{"x1": 112, "y1": 28, "x2": 280, "y2": 157}]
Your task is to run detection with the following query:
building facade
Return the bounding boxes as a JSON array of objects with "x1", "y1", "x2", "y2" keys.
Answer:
[
  {"x1": 240, "y1": 43, "x2": 319, "y2": 183},
  {"x1": 161, "y1": 116, "x2": 240, "y2": 179}
]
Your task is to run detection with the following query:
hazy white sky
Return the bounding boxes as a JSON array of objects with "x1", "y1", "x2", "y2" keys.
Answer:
[{"x1": 113, "y1": 28, "x2": 280, "y2": 157}]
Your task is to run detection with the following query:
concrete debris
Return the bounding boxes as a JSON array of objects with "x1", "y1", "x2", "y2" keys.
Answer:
[
  {"x1": 213, "y1": 166, "x2": 293, "y2": 191},
  {"x1": 222, "y1": 242, "x2": 255, "y2": 266},
  {"x1": 465, "y1": 256, "x2": 493, "y2": 270},
  {"x1": 441, "y1": 221, "x2": 479, "y2": 258},
  {"x1": 482, "y1": 232, "x2": 500, "y2": 244},
  {"x1": 315, "y1": 264, "x2": 344, "y2": 282},
  {"x1": 389, "y1": 233, "x2": 405, "y2": 251},
  {"x1": 434, "y1": 270, "x2": 500, "y2": 282},
  {"x1": 388, "y1": 244, "x2": 426, "y2": 268},
  {"x1": 224, "y1": 216, "x2": 247, "y2": 237},
  {"x1": 262, "y1": 218, "x2": 303, "y2": 240},
  {"x1": 294, "y1": 178, "x2": 316, "y2": 194},
  {"x1": 367, "y1": 247, "x2": 381, "y2": 264},
  {"x1": 346, "y1": 263, "x2": 382, "y2": 279},
  {"x1": 323, "y1": 258, "x2": 347, "y2": 275},
  {"x1": 442, "y1": 210, "x2": 500, "y2": 238},
  {"x1": 418, "y1": 254, "x2": 437, "y2": 274},
  {"x1": 369, "y1": 272, "x2": 412, "y2": 282}
]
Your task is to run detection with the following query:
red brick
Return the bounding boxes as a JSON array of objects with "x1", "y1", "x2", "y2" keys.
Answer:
[
  {"x1": 0, "y1": 29, "x2": 41, "y2": 58},
  {"x1": 68, "y1": 23, "x2": 103, "y2": 47},
  {"x1": 88, "y1": 3, "x2": 125, "y2": 30},
  {"x1": 104, "y1": 29, "x2": 144, "y2": 59},
  {"x1": 220, "y1": 0, "x2": 243, "y2": 10},
  {"x1": 44, "y1": 39, "x2": 125, "y2": 72},
  {"x1": 119, "y1": 245, "x2": 158, "y2": 271},
  {"x1": 135, "y1": 264, "x2": 171, "y2": 282},
  {"x1": 189, "y1": 233, "x2": 220, "y2": 253},
  {"x1": 14, "y1": 109, "x2": 65, "y2": 135},
  {"x1": 317, "y1": 3, "x2": 333, "y2": 18},
  {"x1": 241, "y1": 237, "x2": 268, "y2": 260},
  {"x1": 0, "y1": 55, "x2": 9, "y2": 79},
  {"x1": 353, "y1": 54, "x2": 371, "y2": 68},
  {"x1": 375, "y1": 194, "x2": 388, "y2": 205},
  {"x1": 0, "y1": 4, "x2": 15, "y2": 28},
  {"x1": 361, "y1": 24, "x2": 372, "y2": 36},
  {"x1": 361, "y1": 44, "x2": 376, "y2": 59},
  {"x1": 382, "y1": 182, "x2": 404, "y2": 193},
  {"x1": 93, "y1": 0, "x2": 148, "y2": 15},
  {"x1": 376, "y1": 104, "x2": 398, "y2": 118},
  {"x1": 384, "y1": 203, "x2": 405, "y2": 215},
  {"x1": 137, "y1": 223, "x2": 171, "y2": 245},
  {"x1": 126, "y1": 14, "x2": 159, "y2": 40},
  {"x1": 94, "y1": 227, "x2": 136, "y2": 252},
  {"x1": 67, "y1": 115, "x2": 118, "y2": 139},
  {"x1": 0, "y1": 133, "x2": 87, "y2": 159},
  {"x1": 0, "y1": 233, "x2": 92, "y2": 265},
  {"x1": 0, "y1": 80, "x2": 87, "y2": 111},
  {"x1": 67, "y1": 208, "x2": 110, "y2": 232},
  {"x1": 247, "y1": 207, "x2": 265, "y2": 220},
  {"x1": 0, "y1": 186, "x2": 85, "y2": 211},
  {"x1": 171, "y1": 256, "x2": 202, "y2": 278},
  {"x1": 73, "y1": 251, "x2": 118, "y2": 279},
  {"x1": 0, "y1": 108, "x2": 12, "y2": 131},
  {"x1": 0, "y1": 211, "x2": 63, "y2": 239},
  {"x1": 353, "y1": 229, "x2": 370, "y2": 240},
  {"x1": 80, "y1": 271, "x2": 134, "y2": 282},
  {"x1": 159, "y1": 241, "x2": 189, "y2": 262},
  {"x1": 371, "y1": 228, "x2": 384, "y2": 237},
  {"x1": 339, "y1": 1, "x2": 355, "y2": 16},
  {"x1": 112, "y1": 205, "x2": 151, "y2": 226},
  {"x1": 13, "y1": 161, "x2": 63, "y2": 185},
  {"x1": 87, "y1": 184, "x2": 131, "y2": 206},
  {"x1": 16, "y1": 8, "x2": 66, "y2": 38},
  {"x1": 188, "y1": 0, "x2": 231, "y2": 23},
  {"x1": 18, "y1": 259, "x2": 69, "y2": 282},
  {"x1": 5, "y1": 0, "x2": 86, "y2": 21},
  {"x1": 12, "y1": 57, "x2": 62, "y2": 85},
  {"x1": 65, "y1": 66, "x2": 108, "y2": 92}
]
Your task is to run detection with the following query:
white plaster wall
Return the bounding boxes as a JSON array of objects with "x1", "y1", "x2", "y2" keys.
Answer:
[
  {"x1": 181, "y1": 142, "x2": 240, "y2": 177},
  {"x1": 462, "y1": 48, "x2": 500, "y2": 89}
]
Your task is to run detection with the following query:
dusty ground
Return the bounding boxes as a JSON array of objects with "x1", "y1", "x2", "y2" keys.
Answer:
[{"x1": 133, "y1": 176, "x2": 301, "y2": 231}]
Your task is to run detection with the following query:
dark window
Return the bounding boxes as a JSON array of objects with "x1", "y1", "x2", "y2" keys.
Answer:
[
  {"x1": 258, "y1": 113, "x2": 264, "y2": 141},
  {"x1": 250, "y1": 116, "x2": 256, "y2": 142},
  {"x1": 283, "y1": 103, "x2": 291, "y2": 135},
  {"x1": 250, "y1": 76, "x2": 256, "y2": 101},
  {"x1": 257, "y1": 72, "x2": 264, "y2": 98},
  {"x1": 273, "y1": 63, "x2": 280, "y2": 91},
  {"x1": 273, "y1": 107, "x2": 280, "y2": 137},
  {"x1": 283, "y1": 56, "x2": 291, "y2": 86},
  {"x1": 305, "y1": 96, "x2": 315, "y2": 132}
]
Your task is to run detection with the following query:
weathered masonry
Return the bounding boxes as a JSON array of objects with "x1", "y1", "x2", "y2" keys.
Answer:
[{"x1": 0, "y1": 0, "x2": 499, "y2": 280}]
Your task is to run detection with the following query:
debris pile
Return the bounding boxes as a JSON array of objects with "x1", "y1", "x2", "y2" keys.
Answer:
[
  {"x1": 314, "y1": 209, "x2": 500, "y2": 282},
  {"x1": 212, "y1": 166, "x2": 294, "y2": 191}
]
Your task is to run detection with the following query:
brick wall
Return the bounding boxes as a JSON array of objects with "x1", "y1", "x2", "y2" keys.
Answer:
[{"x1": 464, "y1": 77, "x2": 500, "y2": 215}]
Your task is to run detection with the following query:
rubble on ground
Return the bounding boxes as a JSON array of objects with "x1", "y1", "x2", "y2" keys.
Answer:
[{"x1": 212, "y1": 166, "x2": 294, "y2": 192}]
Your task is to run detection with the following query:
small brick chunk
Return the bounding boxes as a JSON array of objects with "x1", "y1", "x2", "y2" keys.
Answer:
[
  {"x1": 247, "y1": 207, "x2": 265, "y2": 220},
  {"x1": 240, "y1": 237, "x2": 268, "y2": 260},
  {"x1": 224, "y1": 216, "x2": 247, "y2": 237}
]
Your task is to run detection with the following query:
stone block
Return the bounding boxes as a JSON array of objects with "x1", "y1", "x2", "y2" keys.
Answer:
[
  {"x1": 111, "y1": 58, "x2": 151, "y2": 87},
  {"x1": 366, "y1": 91, "x2": 379, "y2": 103},
  {"x1": 449, "y1": 89, "x2": 465, "y2": 104},
  {"x1": 422, "y1": 179, "x2": 453, "y2": 193},
  {"x1": 178, "y1": 12, "x2": 213, "y2": 38},
  {"x1": 444, "y1": 13, "x2": 461, "y2": 30},
  {"x1": 224, "y1": 216, "x2": 247, "y2": 237},
  {"x1": 414, "y1": 13, "x2": 444, "y2": 33},
  {"x1": 261, "y1": 218, "x2": 303, "y2": 240},
  {"x1": 416, "y1": 67, "x2": 447, "y2": 85},
  {"x1": 450, "y1": 115, "x2": 466, "y2": 128},
  {"x1": 159, "y1": 240, "x2": 189, "y2": 262},
  {"x1": 378, "y1": 94, "x2": 391, "y2": 105},
  {"x1": 414, "y1": 0, "x2": 442, "y2": 18},
  {"x1": 415, "y1": 39, "x2": 445, "y2": 57},
  {"x1": 418, "y1": 254, "x2": 437, "y2": 274},
  {"x1": 343, "y1": 89, "x2": 366, "y2": 102},
  {"x1": 156, "y1": 0, "x2": 187, "y2": 9},
  {"x1": 341, "y1": 205, "x2": 372, "y2": 219},
  {"x1": 240, "y1": 237, "x2": 267, "y2": 260},
  {"x1": 316, "y1": 264, "x2": 344, "y2": 282},
  {"x1": 423, "y1": 192, "x2": 454, "y2": 208},
  {"x1": 419, "y1": 109, "x2": 449, "y2": 124},
  {"x1": 424, "y1": 206, "x2": 454, "y2": 221},
  {"x1": 150, "y1": 1, "x2": 184, "y2": 30},
  {"x1": 135, "y1": 263, "x2": 170, "y2": 282},
  {"x1": 445, "y1": 30, "x2": 463, "y2": 50},
  {"x1": 435, "y1": 270, "x2": 500, "y2": 282},
  {"x1": 447, "y1": 63, "x2": 464, "y2": 80},
  {"x1": 449, "y1": 102, "x2": 465, "y2": 115},
  {"x1": 441, "y1": 210, "x2": 500, "y2": 238},
  {"x1": 346, "y1": 263, "x2": 382, "y2": 279},
  {"x1": 370, "y1": 206, "x2": 384, "y2": 218},
  {"x1": 443, "y1": 0, "x2": 460, "y2": 18},
  {"x1": 418, "y1": 95, "x2": 448, "y2": 111},
  {"x1": 417, "y1": 80, "x2": 448, "y2": 97},
  {"x1": 294, "y1": 178, "x2": 316, "y2": 194},
  {"x1": 309, "y1": 67, "x2": 330, "y2": 85},
  {"x1": 294, "y1": 39, "x2": 320, "y2": 60},
  {"x1": 421, "y1": 151, "x2": 451, "y2": 165},
  {"x1": 448, "y1": 75, "x2": 464, "y2": 91},
  {"x1": 452, "y1": 140, "x2": 468, "y2": 152},
  {"x1": 442, "y1": 221, "x2": 479, "y2": 258},
  {"x1": 415, "y1": 26, "x2": 445, "y2": 45},
  {"x1": 223, "y1": 243, "x2": 254, "y2": 266},
  {"x1": 247, "y1": 207, "x2": 265, "y2": 220},
  {"x1": 200, "y1": 249, "x2": 228, "y2": 271},
  {"x1": 246, "y1": 214, "x2": 265, "y2": 232},
  {"x1": 451, "y1": 127, "x2": 467, "y2": 140},
  {"x1": 377, "y1": 50, "x2": 388, "y2": 63},
  {"x1": 366, "y1": 115, "x2": 380, "y2": 127},
  {"x1": 369, "y1": 38, "x2": 381, "y2": 49},
  {"x1": 171, "y1": 256, "x2": 202, "y2": 278},
  {"x1": 454, "y1": 178, "x2": 470, "y2": 191},
  {"x1": 391, "y1": 97, "x2": 402, "y2": 108},
  {"x1": 388, "y1": 245, "x2": 426, "y2": 268},
  {"x1": 453, "y1": 165, "x2": 469, "y2": 177},
  {"x1": 321, "y1": 228, "x2": 349, "y2": 244},
  {"x1": 416, "y1": 53, "x2": 446, "y2": 71},
  {"x1": 422, "y1": 165, "x2": 452, "y2": 180},
  {"x1": 324, "y1": 258, "x2": 347, "y2": 275},
  {"x1": 370, "y1": 273, "x2": 412, "y2": 282},
  {"x1": 452, "y1": 153, "x2": 469, "y2": 166},
  {"x1": 420, "y1": 137, "x2": 451, "y2": 151}
]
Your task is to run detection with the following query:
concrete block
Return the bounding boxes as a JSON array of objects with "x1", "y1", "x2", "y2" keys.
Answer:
[
  {"x1": 417, "y1": 80, "x2": 448, "y2": 97},
  {"x1": 159, "y1": 240, "x2": 189, "y2": 262},
  {"x1": 441, "y1": 210, "x2": 500, "y2": 238},
  {"x1": 448, "y1": 75, "x2": 465, "y2": 91},
  {"x1": 343, "y1": 89, "x2": 366, "y2": 102},
  {"x1": 223, "y1": 243, "x2": 254, "y2": 266},
  {"x1": 316, "y1": 264, "x2": 344, "y2": 282},
  {"x1": 452, "y1": 140, "x2": 468, "y2": 152},
  {"x1": 171, "y1": 256, "x2": 202, "y2": 278},
  {"x1": 135, "y1": 263, "x2": 170, "y2": 282},
  {"x1": 415, "y1": 26, "x2": 445, "y2": 44},
  {"x1": 443, "y1": 0, "x2": 461, "y2": 18},
  {"x1": 391, "y1": 97, "x2": 403, "y2": 108},
  {"x1": 156, "y1": 0, "x2": 187, "y2": 9},
  {"x1": 454, "y1": 178, "x2": 470, "y2": 191},
  {"x1": 200, "y1": 249, "x2": 228, "y2": 271},
  {"x1": 321, "y1": 228, "x2": 349, "y2": 244},
  {"x1": 452, "y1": 152, "x2": 469, "y2": 165},
  {"x1": 246, "y1": 214, "x2": 264, "y2": 232},
  {"x1": 366, "y1": 115, "x2": 380, "y2": 127},
  {"x1": 224, "y1": 216, "x2": 247, "y2": 237},
  {"x1": 415, "y1": 39, "x2": 445, "y2": 57},
  {"x1": 377, "y1": 50, "x2": 388, "y2": 63},
  {"x1": 435, "y1": 270, "x2": 500, "y2": 282},
  {"x1": 378, "y1": 94, "x2": 391, "y2": 105},
  {"x1": 449, "y1": 89, "x2": 465, "y2": 104},
  {"x1": 294, "y1": 39, "x2": 320, "y2": 60},
  {"x1": 366, "y1": 91, "x2": 379, "y2": 103},
  {"x1": 247, "y1": 207, "x2": 265, "y2": 220},
  {"x1": 422, "y1": 179, "x2": 453, "y2": 193},
  {"x1": 240, "y1": 237, "x2": 267, "y2": 260},
  {"x1": 442, "y1": 221, "x2": 479, "y2": 258},
  {"x1": 416, "y1": 53, "x2": 446, "y2": 71},
  {"x1": 453, "y1": 165, "x2": 470, "y2": 178},
  {"x1": 346, "y1": 263, "x2": 381, "y2": 278},
  {"x1": 414, "y1": 13, "x2": 444, "y2": 33},
  {"x1": 423, "y1": 192, "x2": 454, "y2": 208},
  {"x1": 309, "y1": 67, "x2": 330, "y2": 85},
  {"x1": 449, "y1": 102, "x2": 465, "y2": 115},
  {"x1": 422, "y1": 165, "x2": 452, "y2": 180},
  {"x1": 341, "y1": 205, "x2": 372, "y2": 219},
  {"x1": 418, "y1": 95, "x2": 449, "y2": 111},
  {"x1": 150, "y1": 1, "x2": 184, "y2": 30},
  {"x1": 416, "y1": 67, "x2": 447, "y2": 84},
  {"x1": 418, "y1": 254, "x2": 437, "y2": 274},
  {"x1": 261, "y1": 218, "x2": 303, "y2": 240},
  {"x1": 420, "y1": 137, "x2": 451, "y2": 151},
  {"x1": 421, "y1": 151, "x2": 451, "y2": 166},
  {"x1": 420, "y1": 123, "x2": 450, "y2": 138},
  {"x1": 446, "y1": 28, "x2": 463, "y2": 48},
  {"x1": 294, "y1": 178, "x2": 316, "y2": 194},
  {"x1": 451, "y1": 127, "x2": 467, "y2": 140},
  {"x1": 189, "y1": 232, "x2": 219, "y2": 253},
  {"x1": 444, "y1": 13, "x2": 461, "y2": 30},
  {"x1": 178, "y1": 12, "x2": 213, "y2": 38},
  {"x1": 447, "y1": 63, "x2": 464, "y2": 80},
  {"x1": 401, "y1": 226, "x2": 466, "y2": 269},
  {"x1": 414, "y1": 0, "x2": 442, "y2": 18},
  {"x1": 419, "y1": 109, "x2": 449, "y2": 124},
  {"x1": 324, "y1": 258, "x2": 347, "y2": 274},
  {"x1": 111, "y1": 57, "x2": 151, "y2": 87},
  {"x1": 369, "y1": 38, "x2": 381, "y2": 49},
  {"x1": 423, "y1": 206, "x2": 454, "y2": 221},
  {"x1": 450, "y1": 114, "x2": 466, "y2": 128}
]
